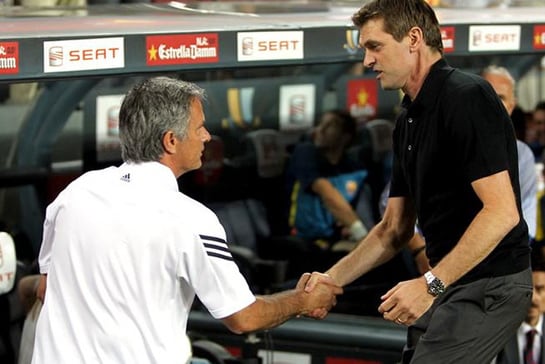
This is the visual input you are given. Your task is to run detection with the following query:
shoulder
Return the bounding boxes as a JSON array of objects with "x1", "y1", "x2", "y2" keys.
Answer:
[
  {"x1": 155, "y1": 192, "x2": 227, "y2": 245},
  {"x1": 174, "y1": 193, "x2": 219, "y2": 221},
  {"x1": 292, "y1": 141, "x2": 316, "y2": 155},
  {"x1": 445, "y1": 69, "x2": 491, "y2": 96},
  {"x1": 441, "y1": 69, "x2": 504, "y2": 120},
  {"x1": 174, "y1": 193, "x2": 224, "y2": 232},
  {"x1": 289, "y1": 142, "x2": 320, "y2": 170},
  {"x1": 69, "y1": 166, "x2": 117, "y2": 187},
  {"x1": 55, "y1": 166, "x2": 116, "y2": 199}
]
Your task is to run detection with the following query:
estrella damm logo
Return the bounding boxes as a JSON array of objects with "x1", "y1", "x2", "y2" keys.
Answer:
[{"x1": 0, "y1": 42, "x2": 19, "y2": 75}]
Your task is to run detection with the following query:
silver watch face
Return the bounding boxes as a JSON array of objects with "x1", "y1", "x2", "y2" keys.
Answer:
[{"x1": 428, "y1": 278, "x2": 446, "y2": 296}]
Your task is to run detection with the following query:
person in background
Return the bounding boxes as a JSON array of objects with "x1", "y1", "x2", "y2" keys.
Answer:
[
  {"x1": 534, "y1": 107, "x2": 545, "y2": 258},
  {"x1": 287, "y1": 109, "x2": 370, "y2": 243},
  {"x1": 494, "y1": 248, "x2": 545, "y2": 364},
  {"x1": 527, "y1": 101, "x2": 545, "y2": 161},
  {"x1": 17, "y1": 274, "x2": 41, "y2": 364},
  {"x1": 511, "y1": 105, "x2": 528, "y2": 143},
  {"x1": 31, "y1": 77, "x2": 342, "y2": 364},
  {"x1": 480, "y1": 65, "x2": 538, "y2": 244},
  {"x1": 283, "y1": 109, "x2": 371, "y2": 272},
  {"x1": 305, "y1": 0, "x2": 532, "y2": 363}
]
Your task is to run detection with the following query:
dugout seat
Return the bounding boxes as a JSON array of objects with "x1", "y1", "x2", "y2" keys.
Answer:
[{"x1": 207, "y1": 198, "x2": 289, "y2": 294}]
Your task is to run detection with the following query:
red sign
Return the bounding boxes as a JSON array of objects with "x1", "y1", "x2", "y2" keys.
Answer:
[
  {"x1": 534, "y1": 25, "x2": 545, "y2": 50},
  {"x1": 0, "y1": 42, "x2": 19, "y2": 74},
  {"x1": 146, "y1": 33, "x2": 219, "y2": 66},
  {"x1": 441, "y1": 26, "x2": 455, "y2": 53},
  {"x1": 346, "y1": 78, "x2": 378, "y2": 120}
]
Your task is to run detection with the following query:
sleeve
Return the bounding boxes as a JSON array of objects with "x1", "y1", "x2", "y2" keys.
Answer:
[
  {"x1": 38, "y1": 196, "x2": 63, "y2": 274},
  {"x1": 389, "y1": 144, "x2": 409, "y2": 198},
  {"x1": 176, "y1": 212, "x2": 256, "y2": 320},
  {"x1": 444, "y1": 80, "x2": 512, "y2": 183},
  {"x1": 517, "y1": 141, "x2": 538, "y2": 238},
  {"x1": 37, "y1": 175, "x2": 87, "y2": 275}
]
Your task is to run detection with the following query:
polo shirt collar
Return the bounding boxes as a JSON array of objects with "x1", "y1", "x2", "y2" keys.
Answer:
[{"x1": 401, "y1": 58, "x2": 454, "y2": 114}]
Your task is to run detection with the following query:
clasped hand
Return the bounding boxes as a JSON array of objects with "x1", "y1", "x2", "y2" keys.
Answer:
[
  {"x1": 303, "y1": 273, "x2": 434, "y2": 325},
  {"x1": 296, "y1": 272, "x2": 343, "y2": 319}
]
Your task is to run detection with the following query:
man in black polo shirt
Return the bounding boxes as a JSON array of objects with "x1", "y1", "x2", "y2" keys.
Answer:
[{"x1": 305, "y1": 0, "x2": 532, "y2": 363}]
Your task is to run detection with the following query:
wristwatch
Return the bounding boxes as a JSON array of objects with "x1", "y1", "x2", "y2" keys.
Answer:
[{"x1": 424, "y1": 271, "x2": 446, "y2": 297}]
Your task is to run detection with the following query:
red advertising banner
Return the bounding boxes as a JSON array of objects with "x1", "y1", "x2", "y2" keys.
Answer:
[
  {"x1": 534, "y1": 25, "x2": 545, "y2": 50},
  {"x1": 0, "y1": 42, "x2": 19, "y2": 75},
  {"x1": 146, "y1": 33, "x2": 219, "y2": 66},
  {"x1": 346, "y1": 78, "x2": 378, "y2": 120}
]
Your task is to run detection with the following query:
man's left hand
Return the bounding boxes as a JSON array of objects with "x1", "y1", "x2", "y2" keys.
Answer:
[{"x1": 377, "y1": 277, "x2": 435, "y2": 326}]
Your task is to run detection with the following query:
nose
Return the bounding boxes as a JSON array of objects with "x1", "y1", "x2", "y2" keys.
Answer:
[
  {"x1": 531, "y1": 287, "x2": 540, "y2": 306},
  {"x1": 363, "y1": 51, "x2": 375, "y2": 69},
  {"x1": 202, "y1": 128, "x2": 211, "y2": 142}
]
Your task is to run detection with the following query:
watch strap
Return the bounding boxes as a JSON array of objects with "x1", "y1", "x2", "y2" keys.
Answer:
[{"x1": 424, "y1": 271, "x2": 446, "y2": 297}]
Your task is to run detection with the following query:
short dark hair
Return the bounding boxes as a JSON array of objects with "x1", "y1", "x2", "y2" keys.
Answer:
[
  {"x1": 316, "y1": 109, "x2": 357, "y2": 147},
  {"x1": 535, "y1": 101, "x2": 545, "y2": 112},
  {"x1": 328, "y1": 109, "x2": 357, "y2": 136},
  {"x1": 352, "y1": 0, "x2": 443, "y2": 54}
]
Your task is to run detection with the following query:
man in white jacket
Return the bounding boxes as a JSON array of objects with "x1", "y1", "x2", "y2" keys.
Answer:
[{"x1": 32, "y1": 77, "x2": 342, "y2": 364}]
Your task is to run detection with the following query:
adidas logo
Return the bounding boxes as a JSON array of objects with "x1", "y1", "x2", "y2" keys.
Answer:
[{"x1": 120, "y1": 173, "x2": 131, "y2": 182}]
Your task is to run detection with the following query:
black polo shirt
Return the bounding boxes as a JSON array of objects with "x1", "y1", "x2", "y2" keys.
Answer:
[{"x1": 389, "y1": 58, "x2": 530, "y2": 283}]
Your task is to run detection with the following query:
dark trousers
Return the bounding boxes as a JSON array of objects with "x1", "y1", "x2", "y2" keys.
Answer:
[{"x1": 401, "y1": 267, "x2": 532, "y2": 364}]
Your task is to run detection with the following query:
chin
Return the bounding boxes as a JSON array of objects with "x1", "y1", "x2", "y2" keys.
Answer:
[
  {"x1": 526, "y1": 311, "x2": 539, "y2": 323},
  {"x1": 382, "y1": 82, "x2": 399, "y2": 91}
]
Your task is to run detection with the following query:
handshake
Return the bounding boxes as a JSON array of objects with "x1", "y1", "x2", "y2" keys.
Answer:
[
  {"x1": 294, "y1": 272, "x2": 344, "y2": 320},
  {"x1": 227, "y1": 271, "x2": 343, "y2": 333}
]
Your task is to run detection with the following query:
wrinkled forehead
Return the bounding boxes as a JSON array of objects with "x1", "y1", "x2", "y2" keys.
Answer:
[{"x1": 358, "y1": 17, "x2": 388, "y2": 44}]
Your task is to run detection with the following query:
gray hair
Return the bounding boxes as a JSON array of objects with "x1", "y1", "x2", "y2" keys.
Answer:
[
  {"x1": 118, "y1": 77, "x2": 206, "y2": 163},
  {"x1": 480, "y1": 65, "x2": 515, "y2": 87}
]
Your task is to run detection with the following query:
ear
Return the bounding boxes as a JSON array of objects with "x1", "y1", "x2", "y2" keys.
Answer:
[
  {"x1": 408, "y1": 26, "x2": 424, "y2": 51},
  {"x1": 162, "y1": 130, "x2": 178, "y2": 155}
]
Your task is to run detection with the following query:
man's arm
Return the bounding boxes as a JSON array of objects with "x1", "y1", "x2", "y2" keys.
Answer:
[
  {"x1": 18, "y1": 274, "x2": 42, "y2": 314},
  {"x1": 322, "y1": 195, "x2": 417, "y2": 287},
  {"x1": 221, "y1": 273, "x2": 343, "y2": 334},
  {"x1": 304, "y1": 194, "x2": 416, "y2": 295},
  {"x1": 431, "y1": 170, "x2": 519, "y2": 286},
  {"x1": 36, "y1": 274, "x2": 47, "y2": 302},
  {"x1": 407, "y1": 233, "x2": 430, "y2": 275},
  {"x1": 378, "y1": 170, "x2": 519, "y2": 325}
]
